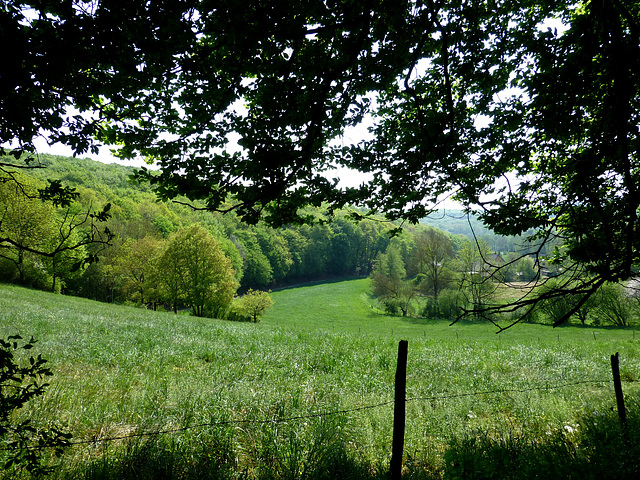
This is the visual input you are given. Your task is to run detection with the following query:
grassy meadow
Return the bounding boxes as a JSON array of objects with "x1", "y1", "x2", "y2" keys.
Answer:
[{"x1": 2, "y1": 278, "x2": 640, "y2": 479}]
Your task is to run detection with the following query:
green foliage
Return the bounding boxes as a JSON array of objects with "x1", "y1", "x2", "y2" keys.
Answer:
[
  {"x1": 0, "y1": 173, "x2": 56, "y2": 283},
  {"x1": 159, "y1": 225, "x2": 238, "y2": 318},
  {"x1": 0, "y1": 335, "x2": 71, "y2": 476},
  {"x1": 2, "y1": 156, "x2": 445, "y2": 304},
  {"x1": 235, "y1": 230, "x2": 274, "y2": 289},
  {"x1": 230, "y1": 289, "x2": 274, "y2": 323},
  {"x1": 370, "y1": 245, "x2": 415, "y2": 317},
  {"x1": 422, "y1": 289, "x2": 467, "y2": 321},
  {"x1": 413, "y1": 228, "x2": 456, "y2": 299},
  {"x1": 533, "y1": 278, "x2": 640, "y2": 327},
  {"x1": 456, "y1": 239, "x2": 496, "y2": 318},
  {"x1": 114, "y1": 236, "x2": 163, "y2": 305},
  {"x1": 0, "y1": 170, "x2": 112, "y2": 291},
  {"x1": 537, "y1": 278, "x2": 598, "y2": 326},
  {"x1": 592, "y1": 283, "x2": 638, "y2": 327},
  {"x1": 4, "y1": 0, "x2": 640, "y2": 324},
  {"x1": 499, "y1": 253, "x2": 539, "y2": 284}
]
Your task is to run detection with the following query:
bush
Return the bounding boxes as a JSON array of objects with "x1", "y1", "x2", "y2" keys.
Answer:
[
  {"x1": 382, "y1": 298, "x2": 401, "y2": 316},
  {"x1": 228, "y1": 289, "x2": 274, "y2": 323},
  {"x1": 592, "y1": 283, "x2": 638, "y2": 327},
  {"x1": 0, "y1": 258, "x2": 18, "y2": 283},
  {"x1": 422, "y1": 297, "x2": 440, "y2": 319},
  {"x1": 0, "y1": 335, "x2": 71, "y2": 477},
  {"x1": 422, "y1": 289, "x2": 466, "y2": 320}
]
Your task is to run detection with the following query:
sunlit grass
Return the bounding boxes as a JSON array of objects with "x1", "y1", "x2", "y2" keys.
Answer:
[{"x1": 1, "y1": 281, "x2": 640, "y2": 478}]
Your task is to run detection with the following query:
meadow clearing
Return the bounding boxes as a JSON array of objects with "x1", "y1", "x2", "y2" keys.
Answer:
[{"x1": 1, "y1": 278, "x2": 640, "y2": 479}]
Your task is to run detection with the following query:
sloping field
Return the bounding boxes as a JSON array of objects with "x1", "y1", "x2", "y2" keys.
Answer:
[{"x1": 1, "y1": 280, "x2": 640, "y2": 479}]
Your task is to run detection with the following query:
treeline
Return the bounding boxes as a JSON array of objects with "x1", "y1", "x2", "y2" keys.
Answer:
[
  {"x1": 3, "y1": 155, "x2": 634, "y2": 326},
  {"x1": 370, "y1": 230, "x2": 640, "y2": 327},
  {"x1": 0, "y1": 155, "x2": 420, "y2": 316},
  {"x1": 368, "y1": 232, "x2": 537, "y2": 319}
]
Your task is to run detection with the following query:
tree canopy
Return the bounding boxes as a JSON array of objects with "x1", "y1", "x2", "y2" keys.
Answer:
[{"x1": 3, "y1": 0, "x2": 640, "y2": 324}]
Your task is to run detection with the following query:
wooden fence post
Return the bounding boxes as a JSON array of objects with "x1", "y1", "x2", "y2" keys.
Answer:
[
  {"x1": 611, "y1": 352, "x2": 627, "y2": 428},
  {"x1": 391, "y1": 340, "x2": 408, "y2": 480}
]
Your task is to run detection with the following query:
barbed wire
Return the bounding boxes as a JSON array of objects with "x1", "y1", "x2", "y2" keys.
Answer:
[
  {"x1": 65, "y1": 400, "x2": 397, "y2": 447},
  {"x1": 1, "y1": 377, "x2": 612, "y2": 451},
  {"x1": 405, "y1": 379, "x2": 611, "y2": 404}
]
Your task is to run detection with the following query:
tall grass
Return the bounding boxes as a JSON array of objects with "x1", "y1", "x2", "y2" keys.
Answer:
[{"x1": 1, "y1": 281, "x2": 640, "y2": 478}]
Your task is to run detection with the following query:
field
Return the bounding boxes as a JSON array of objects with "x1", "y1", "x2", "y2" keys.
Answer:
[{"x1": 2, "y1": 279, "x2": 640, "y2": 479}]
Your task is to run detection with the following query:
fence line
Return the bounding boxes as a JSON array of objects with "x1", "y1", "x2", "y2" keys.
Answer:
[
  {"x1": 405, "y1": 378, "x2": 611, "y2": 404},
  {"x1": 1, "y1": 377, "x2": 612, "y2": 452}
]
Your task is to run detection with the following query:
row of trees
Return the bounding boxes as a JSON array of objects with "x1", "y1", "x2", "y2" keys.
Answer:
[
  {"x1": 9, "y1": 155, "x2": 635, "y2": 327},
  {"x1": 370, "y1": 231, "x2": 639, "y2": 327},
  {"x1": 106, "y1": 224, "x2": 274, "y2": 322},
  {"x1": 370, "y1": 232, "x2": 529, "y2": 319},
  {"x1": 0, "y1": 156, "x2": 417, "y2": 317},
  {"x1": 0, "y1": 157, "x2": 400, "y2": 301},
  {"x1": 0, "y1": 156, "x2": 532, "y2": 321}
]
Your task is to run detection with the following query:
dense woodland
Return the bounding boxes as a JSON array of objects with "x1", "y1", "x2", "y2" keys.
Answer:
[
  {"x1": 0, "y1": 155, "x2": 528, "y2": 315},
  {"x1": 1, "y1": 154, "x2": 637, "y2": 327},
  {"x1": 2, "y1": 0, "x2": 638, "y2": 325}
]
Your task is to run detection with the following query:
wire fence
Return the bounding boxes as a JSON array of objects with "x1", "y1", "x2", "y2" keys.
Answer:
[{"x1": 45, "y1": 377, "x2": 612, "y2": 449}]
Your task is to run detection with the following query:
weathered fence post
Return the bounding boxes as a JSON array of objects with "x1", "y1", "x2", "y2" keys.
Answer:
[
  {"x1": 391, "y1": 340, "x2": 408, "y2": 480},
  {"x1": 611, "y1": 352, "x2": 627, "y2": 428}
]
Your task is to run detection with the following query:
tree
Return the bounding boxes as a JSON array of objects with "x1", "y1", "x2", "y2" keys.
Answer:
[
  {"x1": 0, "y1": 174, "x2": 56, "y2": 284},
  {"x1": 114, "y1": 236, "x2": 163, "y2": 306},
  {"x1": 456, "y1": 239, "x2": 496, "y2": 319},
  {"x1": 300, "y1": 224, "x2": 332, "y2": 277},
  {"x1": 354, "y1": 221, "x2": 385, "y2": 275},
  {"x1": 281, "y1": 228, "x2": 308, "y2": 279},
  {"x1": 1, "y1": 2, "x2": 194, "y2": 158},
  {"x1": 160, "y1": 225, "x2": 238, "y2": 318},
  {"x1": 5, "y1": 1, "x2": 640, "y2": 325},
  {"x1": 235, "y1": 231, "x2": 273, "y2": 289},
  {"x1": 592, "y1": 283, "x2": 637, "y2": 327},
  {"x1": 328, "y1": 216, "x2": 358, "y2": 275},
  {"x1": 0, "y1": 172, "x2": 111, "y2": 290},
  {"x1": 329, "y1": 232, "x2": 353, "y2": 275},
  {"x1": 412, "y1": 228, "x2": 455, "y2": 300},
  {"x1": 44, "y1": 221, "x2": 86, "y2": 294},
  {"x1": 370, "y1": 245, "x2": 414, "y2": 316},
  {"x1": 255, "y1": 227, "x2": 293, "y2": 283},
  {"x1": 231, "y1": 289, "x2": 274, "y2": 323},
  {"x1": 537, "y1": 278, "x2": 597, "y2": 325},
  {"x1": 156, "y1": 237, "x2": 185, "y2": 314},
  {"x1": 502, "y1": 254, "x2": 539, "y2": 284}
]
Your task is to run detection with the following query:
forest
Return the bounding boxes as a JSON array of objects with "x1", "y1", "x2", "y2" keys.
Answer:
[{"x1": 2, "y1": 154, "x2": 636, "y2": 327}]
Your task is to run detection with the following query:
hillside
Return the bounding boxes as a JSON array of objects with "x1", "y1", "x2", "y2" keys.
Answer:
[{"x1": 1, "y1": 280, "x2": 639, "y2": 478}]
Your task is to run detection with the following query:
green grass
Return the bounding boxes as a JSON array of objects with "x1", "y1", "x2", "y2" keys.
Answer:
[
  {"x1": 2, "y1": 279, "x2": 640, "y2": 479},
  {"x1": 267, "y1": 278, "x2": 640, "y2": 344}
]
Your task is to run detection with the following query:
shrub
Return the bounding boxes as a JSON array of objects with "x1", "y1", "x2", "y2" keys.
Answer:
[
  {"x1": 0, "y1": 335, "x2": 71, "y2": 477},
  {"x1": 422, "y1": 297, "x2": 440, "y2": 319},
  {"x1": 229, "y1": 289, "x2": 274, "y2": 323},
  {"x1": 422, "y1": 289, "x2": 466, "y2": 320},
  {"x1": 592, "y1": 282, "x2": 638, "y2": 327}
]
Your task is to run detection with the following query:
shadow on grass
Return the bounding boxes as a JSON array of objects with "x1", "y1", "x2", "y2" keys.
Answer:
[
  {"x1": 48, "y1": 397, "x2": 640, "y2": 480},
  {"x1": 443, "y1": 396, "x2": 640, "y2": 480},
  {"x1": 271, "y1": 276, "x2": 369, "y2": 292}
]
